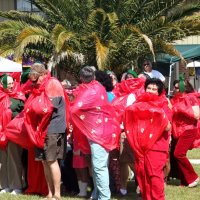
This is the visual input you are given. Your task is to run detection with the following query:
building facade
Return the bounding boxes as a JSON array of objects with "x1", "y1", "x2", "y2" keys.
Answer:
[{"x1": 0, "y1": 0, "x2": 40, "y2": 21}]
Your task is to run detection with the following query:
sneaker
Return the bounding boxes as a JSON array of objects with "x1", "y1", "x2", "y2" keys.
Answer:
[
  {"x1": 10, "y1": 189, "x2": 22, "y2": 195},
  {"x1": 0, "y1": 188, "x2": 11, "y2": 194},
  {"x1": 136, "y1": 186, "x2": 140, "y2": 194},
  {"x1": 188, "y1": 177, "x2": 199, "y2": 188},
  {"x1": 119, "y1": 188, "x2": 127, "y2": 196}
]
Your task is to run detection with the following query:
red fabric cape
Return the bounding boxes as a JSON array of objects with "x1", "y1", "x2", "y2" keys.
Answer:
[
  {"x1": 113, "y1": 78, "x2": 145, "y2": 97},
  {"x1": 171, "y1": 93, "x2": 199, "y2": 139},
  {"x1": 23, "y1": 75, "x2": 54, "y2": 148},
  {"x1": 124, "y1": 93, "x2": 169, "y2": 158},
  {"x1": 25, "y1": 149, "x2": 48, "y2": 195},
  {"x1": 5, "y1": 75, "x2": 70, "y2": 149},
  {"x1": 112, "y1": 78, "x2": 145, "y2": 122},
  {"x1": 70, "y1": 80, "x2": 121, "y2": 154},
  {"x1": 0, "y1": 82, "x2": 26, "y2": 149},
  {"x1": 21, "y1": 79, "x2": 33, "y2": 95},
  {"x1": 171, "y1": 92, "x2": 200, "y2": 148},
  {"x1": 4, "y1": 112, "x2": 34, "y2": 149}
]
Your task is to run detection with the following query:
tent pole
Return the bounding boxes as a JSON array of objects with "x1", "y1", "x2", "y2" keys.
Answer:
[
  {"x1": 193, "y1": 60, "x2": 196, "y2": 89},
  {"x1": 168, "y1": 62, "x2": 175, "y2": 97}
]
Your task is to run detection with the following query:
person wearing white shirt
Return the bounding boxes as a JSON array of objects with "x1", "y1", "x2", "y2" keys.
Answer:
[{"x1": 143, "y1": 60, "x2": 165, "y2": 82}]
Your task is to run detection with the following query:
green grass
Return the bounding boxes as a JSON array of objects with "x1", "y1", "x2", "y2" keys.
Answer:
[
  {"x1": 165, "y1": 164, "x2": 200, "y2": 200},
  {"x1": 187, "y1": 148, "x2": 200, "y2": 159},
  {"x1": 0, "y1": 149, "x2": 200, "y2": 200}
]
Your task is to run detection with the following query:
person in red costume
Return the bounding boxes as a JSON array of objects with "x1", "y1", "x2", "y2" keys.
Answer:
[
  {"x1": 70, "y1": 66, "x2": 120, "y2": 200},
  {"x1": 0, "y1": 74, "x2": 26, "y2": 195},
  {"x1": 21, "y1": 68, "x2": 49, "y2": 196},
  {"x1": 124, "y1": 78, "x2": 171, "y2": 200},
  {"x1": 112, "y1": 72, "x2": 145, "y2": 196},
  {"x1": 171, "y1": 77, "x2": 200, "y2": 187},
  {"x1": 26, "y1": 63, "x2": 67, "y2": 200}
]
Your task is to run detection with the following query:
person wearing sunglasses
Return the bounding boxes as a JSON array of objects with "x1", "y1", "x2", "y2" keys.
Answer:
[
  {"x1": 27, "y1": 63, "x2": 68, "y2": 200},
  {"x1": 172, "y1": 80, "x2": 181, "y2": 98},
  {"x1": 143, "y1": 60, "x2": 165, "y2": 82}
]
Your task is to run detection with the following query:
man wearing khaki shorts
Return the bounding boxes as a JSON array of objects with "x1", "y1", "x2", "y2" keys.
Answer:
[{"x1": 29, "y1": 63, "x2": 67, "y2": 200}]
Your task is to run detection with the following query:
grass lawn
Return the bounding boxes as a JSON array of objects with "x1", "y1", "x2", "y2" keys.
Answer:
[
  {"x1": 187, "y1": 148, "x2": 200, "y2": 159},
  {"x1": 0, "y1": 149, "x2": 199, "y2": 200}
]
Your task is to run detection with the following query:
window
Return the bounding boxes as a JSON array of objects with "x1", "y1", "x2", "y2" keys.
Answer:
[{"x1": 16, "y1": 0, "x2": 40, "y2": 13}]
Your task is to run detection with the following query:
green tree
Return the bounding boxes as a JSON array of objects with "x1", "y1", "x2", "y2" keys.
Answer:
[{"x1": 0, "y1": 0, "x2": 199, "y2": 73}]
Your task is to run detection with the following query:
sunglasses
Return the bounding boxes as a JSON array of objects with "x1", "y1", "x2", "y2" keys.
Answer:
[
  {"x1": 174, "y1": 86, "x2": 179, "y2": 89},
  {"x1": 143, "y1": 63, "x2": 150, "y2": 66}
]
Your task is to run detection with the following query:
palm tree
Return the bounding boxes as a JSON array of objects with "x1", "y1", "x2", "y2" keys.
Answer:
[{"x1": 0, "y1": 0, "x2": 199, "y2": 73}]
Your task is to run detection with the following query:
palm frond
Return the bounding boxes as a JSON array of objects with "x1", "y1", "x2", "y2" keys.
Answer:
[
  {"x1": 14, "y1": 26, "x2": 50, "y2": 59},
  {"x1": 51, "y1": 24, "x2": 77, "y2": 53},
  {"x1": 0, "y1": 10, "x2": 48, "y2": 28},
  {"x1": 93, "y1": 33, "x2": 109, "y2": 70},
  {"x1": 125, "y1": 25, "x2": 155, "y2": 61},
  {"x1": 168, "y1": 2, "x2": 200, "y2": 21},
  {"x1": 141, "y1": 0, "x2": 183, "y2": 20},
  {"x1": 0, "y1": 44, "x2": 15, "y2": 57},
  {"x1": 0, "y1": 20, "x2": 30, "y2": 37},
  {"x1": 176, "y1": 13, "x2": 200, "y2": 36},
  {"x1": 33, "y1": 0, "x2": 69, "y2": 26},
  {"x1": 155, "y1": 41, "x2": 185, "y2": 62},
  {"x1": 33, "y1": 0, "x2": 91, "y2": 30}
]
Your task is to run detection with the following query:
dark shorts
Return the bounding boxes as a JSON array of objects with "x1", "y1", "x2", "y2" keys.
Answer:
[
  {"x1": 35, "y1": 133, "x2": 66, "y2": 161},
  {"x1": 119, "y1": 132, "x2": 135, "y2": 163}
]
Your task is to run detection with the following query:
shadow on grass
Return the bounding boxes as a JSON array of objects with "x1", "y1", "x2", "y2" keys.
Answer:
[{"x1": 166, "y1": 178, "x2": 180, "y2": 186}]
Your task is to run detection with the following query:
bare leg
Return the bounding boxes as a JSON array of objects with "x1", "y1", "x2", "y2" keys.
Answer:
[
  {"x1": 43, "y1": 160, "x2": 61, "y2": 198},
  {"x1": 49, "y1": 160, "x2": 61, "y2": 198},
  {"x1": 42, "y1": 161, "x2": 54, "y2": 198}
]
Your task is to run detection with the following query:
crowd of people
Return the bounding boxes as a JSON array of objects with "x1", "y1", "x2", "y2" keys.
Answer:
[{"x1": 0, "y1": 59, "x2": 199, "y2": 200}]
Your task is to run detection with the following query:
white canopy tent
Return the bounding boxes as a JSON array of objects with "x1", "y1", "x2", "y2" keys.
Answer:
[
  {"x1": 186, "y1": 61, "x2": 200, "y2": 90},
  {"x1": 186, "y1": 61, "x2": 200, "y2": 68},
  {"x1": 0, "y1": 57, "x2": 22, "y2": 72}
]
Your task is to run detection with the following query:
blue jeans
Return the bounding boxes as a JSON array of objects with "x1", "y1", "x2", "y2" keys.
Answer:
[{"x1": 89, "y1": 141, "x2": 110, "y2": 200}]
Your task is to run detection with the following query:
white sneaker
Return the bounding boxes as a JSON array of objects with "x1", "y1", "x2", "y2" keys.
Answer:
[
  {"x1": 10, "y1": 189, "x2": 22, "y2": 195},
  {"x1": 0, "y1": 188, "x2": 11, "y2": 194},
  {"x1": 136, "y1": 185, "x2": 140, "y2": 194},
  {"x1": 120, "y1": 188, "x2": 127, "y2": 196},
  {"x1": 188, "y1": 177, "x2": 199, "y2": 188}
]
